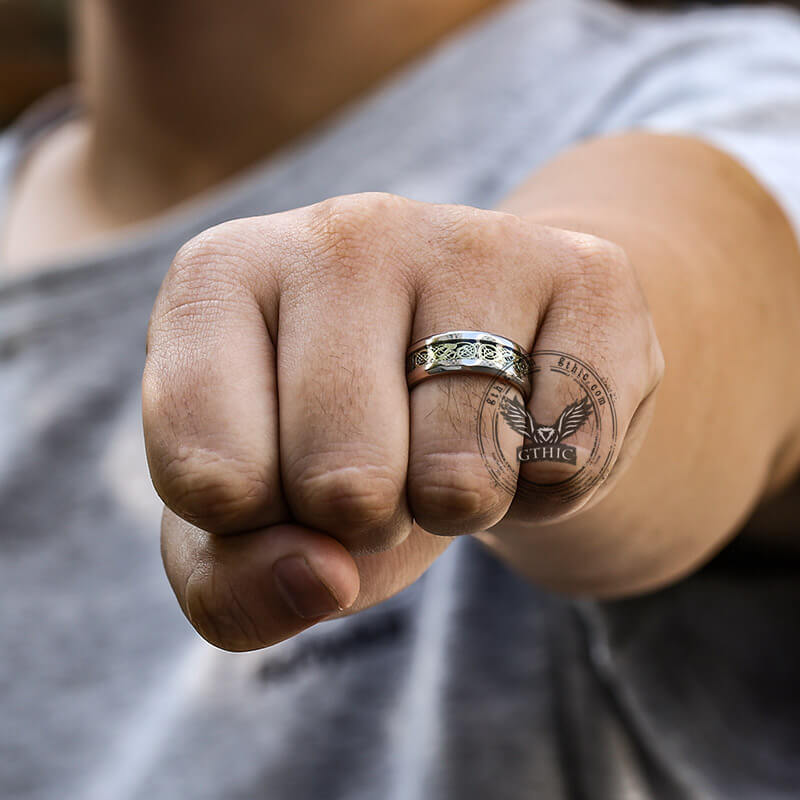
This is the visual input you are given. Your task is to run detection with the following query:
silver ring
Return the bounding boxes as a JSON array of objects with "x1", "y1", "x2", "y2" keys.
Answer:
[{"x1": 406, "y1": 330, "x2": 532, "y2": 401}]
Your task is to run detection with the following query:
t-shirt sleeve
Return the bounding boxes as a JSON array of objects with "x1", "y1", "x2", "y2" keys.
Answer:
[{"x1": 616, "y1": 5, "x2": 800, "y2": 244}]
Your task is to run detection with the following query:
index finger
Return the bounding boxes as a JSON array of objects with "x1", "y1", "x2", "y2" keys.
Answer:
[{"x1": 142, "y1": 217, "x2": 288, "y2": 535}]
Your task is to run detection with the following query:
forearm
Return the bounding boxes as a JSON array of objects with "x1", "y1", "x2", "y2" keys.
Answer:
[{"x1": 478, "y1": 131, "x2": 800, "y2": 597}]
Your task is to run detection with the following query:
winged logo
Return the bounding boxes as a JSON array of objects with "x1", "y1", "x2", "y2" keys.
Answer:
[{"x1": 499, "y1": 393, "x2": 593, "y2": 445}]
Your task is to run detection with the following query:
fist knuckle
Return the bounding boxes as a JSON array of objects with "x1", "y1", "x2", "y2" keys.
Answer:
[
  {"x1": 160, "y1": 221, "x2": 262, "y2": 316},
  {"x1": 550, "y1": 234, "x2": 649, "y2": 350},
  {"x1": 185, "y1": 562, "x2": 261, "y2": 652},
  {"x1": 560, "y1": 231, "x2": 633, "y2": 296},
  {"x1": 409, "y1": 455, "x2": 501, "y2": 531},
  {"x1": 310, "y1": 192, "x2": 406, "y2": 276},
  {"x1": 155, "y1": 447, "x2": 269, "y2": 533},
  {"x1": 145, "y1": 220, "x2": 268, "y2": 365},
  {"x1": 291, "y1": 461, "x2": 401, "y2": 529},
  {"x1": 417, "y1": 481, "x2": 489, "y2": 521},
  {"x1": 172, "y1": 220, "x2": 258, "y2": 284},
  {"x1": 438, "y1": 207, "x2": 515, "y2": 268},
  {"x1": 576, "y1": 233, "x2": 630, "y2": 277}
]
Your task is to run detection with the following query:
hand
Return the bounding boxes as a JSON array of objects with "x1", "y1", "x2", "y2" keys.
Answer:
[{"x1": 142, "y1": 192, "x2": 663, "y2": 651}]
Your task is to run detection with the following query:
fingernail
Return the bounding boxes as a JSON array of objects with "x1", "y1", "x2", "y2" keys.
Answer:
[{"x1": 272, "y1": 555, "x2": 343, "y2": 620}]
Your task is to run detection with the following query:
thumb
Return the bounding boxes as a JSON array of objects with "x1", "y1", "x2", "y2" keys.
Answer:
[{"x1": 161, "y1": 509, "x2": 452, "y2": 651}]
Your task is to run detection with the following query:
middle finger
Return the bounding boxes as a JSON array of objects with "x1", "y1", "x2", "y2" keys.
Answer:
[{"x1": 277, "y1": 195, "x2": 418, "y2": 554}]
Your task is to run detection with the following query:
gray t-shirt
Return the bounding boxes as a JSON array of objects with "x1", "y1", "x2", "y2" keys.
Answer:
[{"x1": 2, "y1": 1, "x2": 800, "y2": 798}]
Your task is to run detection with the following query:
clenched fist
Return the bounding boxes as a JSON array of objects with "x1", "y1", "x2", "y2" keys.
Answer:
[{"x1": 142, "y1": 191, "x2": 663, "y2": 652}]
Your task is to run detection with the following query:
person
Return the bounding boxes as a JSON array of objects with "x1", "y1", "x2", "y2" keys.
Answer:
[{"x1": 2, "y1": 0, "x2": 800, "y2": 797}]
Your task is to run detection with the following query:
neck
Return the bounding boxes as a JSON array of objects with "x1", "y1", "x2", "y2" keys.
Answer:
[{"x1": 75, "y1": 0, "x2": 504, "y2": 223}]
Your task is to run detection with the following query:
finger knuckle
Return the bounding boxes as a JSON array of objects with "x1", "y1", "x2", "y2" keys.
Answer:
[
  {"x1": 153, "y1": 222, "x2": 265, "y2": 335},
  {"x1": 146, "y1": 221, "x2": 269, "y2": 368},
  {"x1": 185, "y1": 562, "x2": 262, "y2": 652},
  {"x1": 409, "y1": 454, "x2": 503, "y2": 533},
  {"x1": 576, "y1": 234, "x2": 631, "y2": 279},
  {"x1": 290, "y1": 460, "x2": 402, "y2": 530},
  {"x1": 309, "y1": 192, "x2": 406, "y2": 277},
  {"x1": 153, "y1": 446, "x2": 270, "y2": 534},
  {"x1": 440, "y1": 206, "x2": 519, "y2": 266},
  {"x1": 560, "y1": 231, "x2": 633, "y2": 295},
  {"x1": 171, "y1": 219, "x2": 260, "y2": 289},
  {"x1": 549, "y1": 233, "x2": 646, "y2": 349}
]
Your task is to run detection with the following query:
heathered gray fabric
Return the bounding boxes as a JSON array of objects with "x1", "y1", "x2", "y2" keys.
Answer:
[{"x1": 2, "y1": 1, "x2": 800, "y2": 798}]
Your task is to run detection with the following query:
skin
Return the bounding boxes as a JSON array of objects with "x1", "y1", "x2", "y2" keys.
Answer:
[
  {"x1": 4, "y1": 1, "x2": 800, "y2": 651},
  {"x1": 0, "y1": 0, "x2": 507, "y2": 270},
  {"x1": 146, "y1": 139, "x2": 800, "y2": 650}
]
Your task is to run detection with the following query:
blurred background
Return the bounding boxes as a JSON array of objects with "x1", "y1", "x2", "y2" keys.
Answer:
[
  {"x1": 0, "y1": 0, "x2": 69, "y2": 127},
  {"x1": 0, "y1": 0, "x2": 795, "y2": 129}
]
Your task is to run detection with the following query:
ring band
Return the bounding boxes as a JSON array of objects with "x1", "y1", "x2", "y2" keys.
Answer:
[{"x1": 406, "y1": 330, "x2": 532, "y2": 401}]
